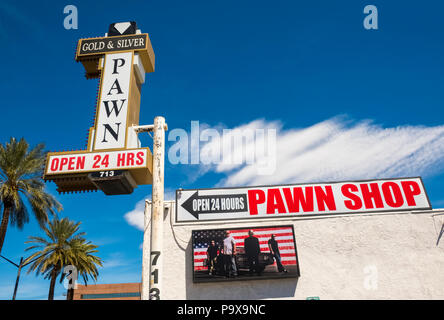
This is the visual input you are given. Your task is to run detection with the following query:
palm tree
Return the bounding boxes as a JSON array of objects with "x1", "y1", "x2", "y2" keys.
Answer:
[
  {"x1": 25, "y1": 216, "x2": 101, "y2": 300},
  {"x1": 61, "y1": 238, "x2": 102, "y2": 300},
  {"x1": 0, "y1": 137, "x2": 62, "y2": 254}
]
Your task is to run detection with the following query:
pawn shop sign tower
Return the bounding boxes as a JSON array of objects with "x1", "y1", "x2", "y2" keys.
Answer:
[
  {"x1": 43, "y1": 22, "x2": 167, "y2": 300},
  {"x1": 44, "y1": 21, "x2": 160, "y2": 195}
]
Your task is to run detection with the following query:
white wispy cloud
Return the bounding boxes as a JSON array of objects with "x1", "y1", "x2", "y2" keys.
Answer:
[
  {"x1": 124, "y1": 198, "x2": 146, "y2": 232},
  {"x1": 199, "y1": 116, "x2": 444, "y2": 187},
  {"x1": 124, "y1": 190, "x2": 176, "y2": 231},
  {"x1": 123, "y1": 116, "x2": 444, "y2": 233}
]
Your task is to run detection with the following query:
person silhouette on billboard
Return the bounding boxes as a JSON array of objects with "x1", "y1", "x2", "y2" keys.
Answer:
[
  {"x1": 244, "y1": 229, "x2": 261, "y2": 275},
  {"x1": 206, "y1": 240, "x2": 218, "y2": 276},
  {"x1": 268, "y1": 234, "x2": 288, "y2": 273},
  {"x1": 222, "y1": 231, "x2": 237, "y2": 277}
]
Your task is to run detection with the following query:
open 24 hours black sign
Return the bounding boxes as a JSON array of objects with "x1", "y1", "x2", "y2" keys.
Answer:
[{"x1": 175, "y1": 177, "x2": 431, "y2": 222}]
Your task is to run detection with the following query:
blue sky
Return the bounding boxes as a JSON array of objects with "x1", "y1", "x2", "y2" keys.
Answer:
[{"x1": 0, "y1": 0, "x2": 443, "y2": 299}]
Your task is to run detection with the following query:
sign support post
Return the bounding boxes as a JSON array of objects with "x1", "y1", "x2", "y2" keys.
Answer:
[{"x1": 142, "y1": 116, "x2": 167, "y2": 300}]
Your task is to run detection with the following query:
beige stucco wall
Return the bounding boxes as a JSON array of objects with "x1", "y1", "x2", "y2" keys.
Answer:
[{"x1": 144, "y1": 201, "x2": 444, "y2": 300}]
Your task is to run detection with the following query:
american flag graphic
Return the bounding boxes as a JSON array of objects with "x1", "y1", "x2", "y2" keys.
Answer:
[{"x1": 193, "y1": 226, "x2": 297, "y2": 271}]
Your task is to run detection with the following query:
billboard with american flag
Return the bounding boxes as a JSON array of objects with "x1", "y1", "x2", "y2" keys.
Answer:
[{"x1": 192, "y1": 225, "x2": 300, "y2": 283}]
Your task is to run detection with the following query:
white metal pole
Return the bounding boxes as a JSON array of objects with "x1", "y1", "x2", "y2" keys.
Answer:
[
  {"x1": 147, "y1": 116, "x2": 166, "y2": 300},
  {"x1": 141, "y1": 200, "x2": 151, "y2": 300}
]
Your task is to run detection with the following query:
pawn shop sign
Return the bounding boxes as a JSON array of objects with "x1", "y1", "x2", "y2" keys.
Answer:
[
  {"x1": 43, "y1": 22, "x2": 155, "y2": 195},
  {"x1": 176, "y1": 177, "x2": 432, "y2": 222}
]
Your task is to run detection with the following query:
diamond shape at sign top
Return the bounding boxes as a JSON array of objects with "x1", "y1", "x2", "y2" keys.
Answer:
[{"x1": 114, "y1": 22, "x2": 131, "y2": 34}]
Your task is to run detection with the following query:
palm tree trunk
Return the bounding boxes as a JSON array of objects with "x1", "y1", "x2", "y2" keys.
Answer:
[
  {"x1": 67, "y1": 288, "x2": 74, "y2": 300},
  {"x1": 0, "y1": 206, "x2": 11, "y2": 255},
  {"x1": 48, "y1": 268, "x2": 57, "y2": 300}
]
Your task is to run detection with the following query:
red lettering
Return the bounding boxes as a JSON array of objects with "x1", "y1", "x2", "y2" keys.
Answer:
[
  {"x1": 342, "y1": 184, "x2": 362, "y2": 210},
  {"x1": 283, "y1": 187, "x2": 314, "y2": 213},
  {"x1": 50, "y1": 158, "x2": 59, "y2": 171},
  {"x1": 247, "y1": 190, "x2": 265, "y2": 215},
  {"x1": 117, "y1": 153, "x2": 125, "y2": 167},
  {"x1": 68, "y1": 157, "x2": 75, "y2": 170},
  {"x1": 127, "y1": 152, "x2": 135, "y2": 166},
  {"x1": 76, "y1": 156, "x2": 85, "y2": 170},
  {"x1": 92, "y1": 155, "x2": 101, "y2": 168},
  {"x1": 266, "y1": 189, "x2": 286, "y2": 214},
  {"x1": 401, "y1": 180, "x2": 421, "y2": 206},
  {"x1": 136, "y1": 151, "x2": 144, "y2": 165},
  {"x1": 382, "y1": 182, "x2": 404, "y2": 208},
  {"x1": 360, "y1": 183, "x2": 384, "y2": 209},
  {"x1": 60, "y1": 157, "x2": 68, "y2": 170},
  {"x1": 314, "y1": 186, "x2": 336, "y2": 211},
  {"x1": 101, "y1": 154, "x2": 109, "y2": 168}
]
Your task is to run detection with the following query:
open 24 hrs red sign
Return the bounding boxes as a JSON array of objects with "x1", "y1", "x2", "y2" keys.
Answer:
[
  {"x1": 175, "y1": 177, "x2": 431, "y2": 222},
  {"x1": 45, "y1": 148, "x2": 150, "y2": 174}
]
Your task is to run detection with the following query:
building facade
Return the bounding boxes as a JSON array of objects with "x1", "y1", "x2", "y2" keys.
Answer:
[{"x1": 142, "y1": 200, "x2": 444, "y2": 299}]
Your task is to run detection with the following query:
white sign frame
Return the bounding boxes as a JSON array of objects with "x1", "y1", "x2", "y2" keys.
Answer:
[
  {"x1": 45, "y1": 148, "x2": 149, "y2": 175},
  {"x1": 94, "y1": 51, "x2": 133, "y2": 150},
  {"x1": 175, "y1": 177, "x2": 432, "y2": 223}
]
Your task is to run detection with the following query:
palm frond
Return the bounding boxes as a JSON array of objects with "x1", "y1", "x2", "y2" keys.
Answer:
[
  {"x1": 0, "y1": 137, "x2": 62, "y2": 253},
  {"x1": 25, "y1": 216, "x2": 102, "y2": 287}
]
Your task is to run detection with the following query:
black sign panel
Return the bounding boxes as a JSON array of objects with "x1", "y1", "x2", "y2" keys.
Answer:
[
  {"x1": 88, "y1": 170, "x2": 135, "y2": 195},
  {"x1": 108, "y1": 21, "x2": 137, "y2": 37},
  {"x1": 89, "y1": 170, "x2": 125, "y2": 179},
  {"x1": 181, "y1": 191, "x2": 249, "y2": 220},
  {"x1": 77, "y1": 34, "x2": 147, "y2": 56}
]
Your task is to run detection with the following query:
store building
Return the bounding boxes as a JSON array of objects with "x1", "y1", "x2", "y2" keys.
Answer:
[{"x1": 142, "y1": 200, "x2": 444, "y2": 300}]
